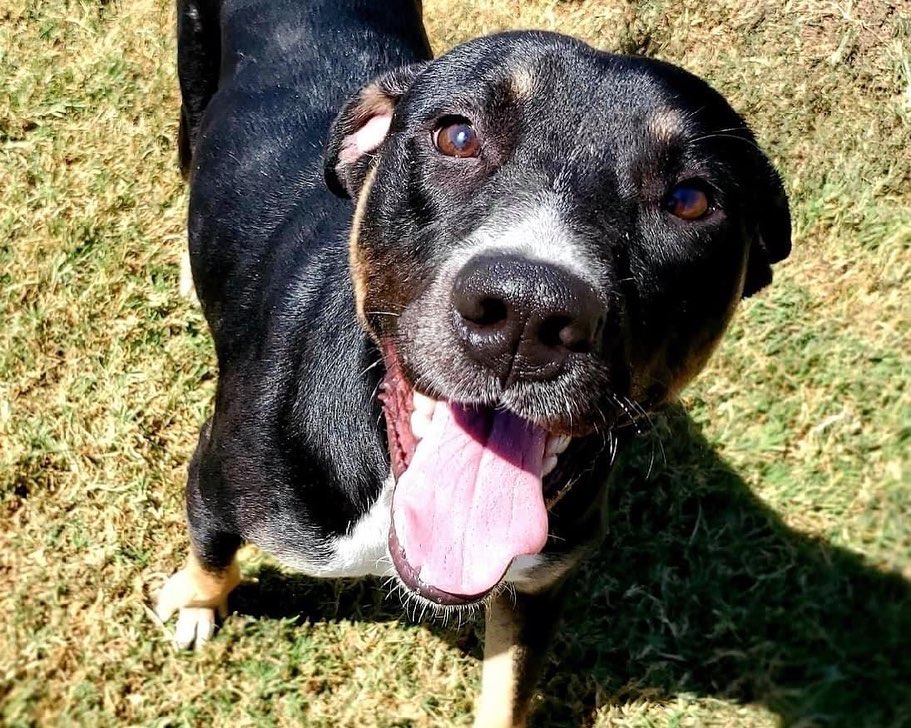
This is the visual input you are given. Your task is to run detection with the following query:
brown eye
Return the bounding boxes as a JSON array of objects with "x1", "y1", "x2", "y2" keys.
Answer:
[
  {"x1": 432, "y1": 119, "x2": 480, "y2": 158},
  {"x1": 664, "y1": 183, "x2": 711, "y2": 220}
]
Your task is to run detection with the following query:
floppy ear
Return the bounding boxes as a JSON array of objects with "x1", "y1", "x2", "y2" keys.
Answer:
[
  {"x1": 742, "y1": 153, "x2": 792, "y2": 297},
  {"x1": 324, "y1": 62, "x2": 430, "y2": 199}
]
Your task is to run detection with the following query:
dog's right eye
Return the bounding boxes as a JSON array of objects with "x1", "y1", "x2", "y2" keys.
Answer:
[{"x1": 432, "y1": 118, "x2": 480, "y2": 158}]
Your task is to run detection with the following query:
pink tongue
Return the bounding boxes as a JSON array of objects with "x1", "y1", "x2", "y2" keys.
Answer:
[{"x1": 391, "y1": 403, "x2": 549, "y2": 597}]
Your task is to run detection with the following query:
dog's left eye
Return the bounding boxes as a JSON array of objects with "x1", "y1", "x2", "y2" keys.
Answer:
[
  {"x1": 432, "y1": 118, "x2": 480, "y2": 158},
  {"x1": 664, "y1": 183, "x2": 712, "y2": 220}
]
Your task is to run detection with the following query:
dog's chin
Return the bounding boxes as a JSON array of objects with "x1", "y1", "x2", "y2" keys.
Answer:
[{"x1": 377, "y1": 341, "x2": 586, "y2": 608}]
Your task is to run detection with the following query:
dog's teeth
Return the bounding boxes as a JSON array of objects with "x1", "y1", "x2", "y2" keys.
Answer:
[
  {"x1": 542, "y1": 455, "x2": 558, "y2": 476},
  {"x1": 545, "y1": 435, "x2": 571, "y2": 457},
  {"x1": 410, "y1": 410, "x2": 432, "y2": 440},
  {"x1": 412, "y1": 391, "x2": 437, "y2": 417}
]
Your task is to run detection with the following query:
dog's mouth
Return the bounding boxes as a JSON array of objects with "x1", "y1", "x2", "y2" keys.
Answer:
[{"x1": 378, "y1": 344, "x2": 573, "y2": 606}]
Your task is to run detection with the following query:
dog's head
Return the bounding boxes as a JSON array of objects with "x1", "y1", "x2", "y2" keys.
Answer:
[{"x1": 325, "y1": 31, "x2": 790, "y2": 607}]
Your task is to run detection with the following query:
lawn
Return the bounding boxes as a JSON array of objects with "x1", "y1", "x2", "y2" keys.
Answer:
[{"x1": 1, "y1": 1, "x2": 909, "y2": 726}]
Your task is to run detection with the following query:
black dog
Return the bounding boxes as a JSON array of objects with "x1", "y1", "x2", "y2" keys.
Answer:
[{"x1": 156, "y1": 1, "x2": 790, "y2": 725}]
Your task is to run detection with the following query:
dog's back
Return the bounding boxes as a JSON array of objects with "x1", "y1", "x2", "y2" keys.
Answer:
[{"x1": 178, "y1": 0, "x2": 430, "y2": 363}]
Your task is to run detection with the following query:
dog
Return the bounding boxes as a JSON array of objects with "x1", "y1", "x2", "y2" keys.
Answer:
[{"x1": 155, "y1": 1, "x2": 791, "y2": 725}]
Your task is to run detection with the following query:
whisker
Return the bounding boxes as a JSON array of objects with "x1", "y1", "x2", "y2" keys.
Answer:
[
  {"x1": 690, "y1": 131, "x2": 763, "y2": 153},
  {"x1": 359, "y1": 356, "x2": 384, "y2": 378},
  {"x1": 365, "y1": 310, "x2": 401, "y2": 318},
  {"x1": 368, "y1": 378, "x2": 383, "y2": 404},
  {"x1": 610, "y1": 393, "x2": 640, "y2": 433},
  {"x1": 626, "y1": 396, "x2": 666, "y2": 469}
]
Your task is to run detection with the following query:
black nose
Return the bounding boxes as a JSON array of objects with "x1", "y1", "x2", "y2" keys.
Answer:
[{"x1": 451, "y1": 254, "x2": 604, "y2": 382}]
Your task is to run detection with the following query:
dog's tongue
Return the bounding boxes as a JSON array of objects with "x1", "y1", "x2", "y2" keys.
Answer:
[{"x1": 392, "y1": 403, "x2": 548, "y2": 598}]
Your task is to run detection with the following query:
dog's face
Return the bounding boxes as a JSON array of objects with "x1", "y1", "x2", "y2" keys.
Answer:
[{"x1": 325, "y1": 32, "x2": 790, "y2": 607}]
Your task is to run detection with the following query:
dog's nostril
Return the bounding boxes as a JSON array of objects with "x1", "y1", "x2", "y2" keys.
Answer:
[
  {"x1": 560, "y1": 322, "x2": 594, "y2": 353},
  {"x1": 570, "y1": 314, "x2": 605, "y2": 353},
  {"x1": 462, "y1": 297, "x2": 508, "y2": 328},
  {"x1": 538, "y1": 316, "x2": 572, "y2": 348},
  {"x1": 539, "y1": 315, "x2": 599, "y2": 354}
]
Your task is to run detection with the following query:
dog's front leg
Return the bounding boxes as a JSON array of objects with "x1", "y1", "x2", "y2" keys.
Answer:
[{"x1": 473, "y1": 580, "x2": 570, "y2": 728}]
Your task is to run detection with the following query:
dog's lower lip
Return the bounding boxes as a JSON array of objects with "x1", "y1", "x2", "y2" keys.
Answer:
[{"x1": 388, "y1": 524, "x2": 492, "y2": 606}]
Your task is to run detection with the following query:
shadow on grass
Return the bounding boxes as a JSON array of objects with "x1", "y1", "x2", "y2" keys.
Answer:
[
  {"x1": 230, "y1": 544, "x2": 484, "y2": 659},
  {"x1": 231, "y1": 406, "x2": 910, "y2": 728}
]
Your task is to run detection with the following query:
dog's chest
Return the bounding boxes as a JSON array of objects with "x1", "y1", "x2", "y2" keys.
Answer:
[{"x1": 252, "y1": 477, "x2": 393, "y2": 579}]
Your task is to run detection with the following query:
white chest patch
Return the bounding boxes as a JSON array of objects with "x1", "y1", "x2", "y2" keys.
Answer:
[
  {"x1": 251, "y1": 475, "x2": 562, "y2": 589},
  {"x1": 320, "y1": 476, "x2": 394, "y2": 577},
  {"x1": 251, "y1": 475, "x2": 394, "y2": 579}
]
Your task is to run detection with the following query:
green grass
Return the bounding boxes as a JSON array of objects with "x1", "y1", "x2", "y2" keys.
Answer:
[{"x1": 1, "y1": 0, "x2": 909, "y2": 726}]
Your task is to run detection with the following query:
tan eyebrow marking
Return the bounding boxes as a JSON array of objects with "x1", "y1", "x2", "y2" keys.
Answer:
[{"x1": 646, "y1": 107, "x2": 686, "y2": 143}]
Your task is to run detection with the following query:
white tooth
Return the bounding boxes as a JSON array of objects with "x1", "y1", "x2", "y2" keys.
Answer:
[
  {"x1": 412, "y1": 391, "x2": 437, "y2": 417},
  {"x1": 545, "y1": 435, "x2": 571, "y2": 457},
  {"x1": 410, "y1": 410, "x2": 432, "y2": 440},
  {"x1": 542, "y1": 455, "x2": 558, "y2": 476}
]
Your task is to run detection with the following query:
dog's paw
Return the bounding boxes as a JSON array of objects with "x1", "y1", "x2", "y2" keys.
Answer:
[
  {"x1": 173, "y1": 607, "x2": 218, "y2": 651},
  {"x1": 155, "y1": 568, "x2": 231, "y2": 650}
]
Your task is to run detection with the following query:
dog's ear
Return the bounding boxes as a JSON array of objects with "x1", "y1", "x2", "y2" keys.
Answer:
[
  {"x1": 741, "y1": 150, "x2": 792, "y2": 297},
  {"x1": 324, "y1": 62, "x2": 430, "y2": 199}
]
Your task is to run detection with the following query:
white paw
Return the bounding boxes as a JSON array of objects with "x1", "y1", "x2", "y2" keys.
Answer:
[
  {"x1": 174, "y1": 607, "x2": 217, "y2": 651},
  {"x1": 155, "y1": 568, "x2": 193, "y2": 622},
  {"x1": 155, "y1": 567, "x2": 232, "y2": 651}
]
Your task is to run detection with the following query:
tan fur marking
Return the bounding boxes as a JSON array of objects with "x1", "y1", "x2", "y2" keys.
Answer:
[
  {"x1": 667, "y1": 336, "x2": 723, "y2": 401},
  {"x1": 357, "y1": 84, "x2": 395, "y2": 121},
  {"x1": 632, "y1": 261, "x2": 747, "y2": 404},
  {"x1": 631, "y1": 329, "x2": 727, "y2": 406},
  {"x1": 667, "y1": 265, "x2": 746, "y2": 400},
  {"x1": 647, "y1": 107, "x2": 686, "y2": 143},
  {"x1": 348, "y1": 165, "x2": 379, "y2": 327},
  {"x1": 473, "y1": 597, "x2": 526, "y2": 728},
  {"x1": 508, "y1": 67, "x2": 536, "y2": 100},
  {"x1": 155, "y1": 550, "x2": 240, "y2": 622}
]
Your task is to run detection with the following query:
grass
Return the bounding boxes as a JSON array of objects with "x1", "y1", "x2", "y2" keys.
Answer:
[{"x1": 1, "y1": 0, "x2": 908, "y2": 726}]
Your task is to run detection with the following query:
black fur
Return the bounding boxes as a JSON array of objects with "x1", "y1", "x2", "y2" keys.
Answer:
[{"x1": 179, "y1": 0, "x2": 430, "y2": 560}]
